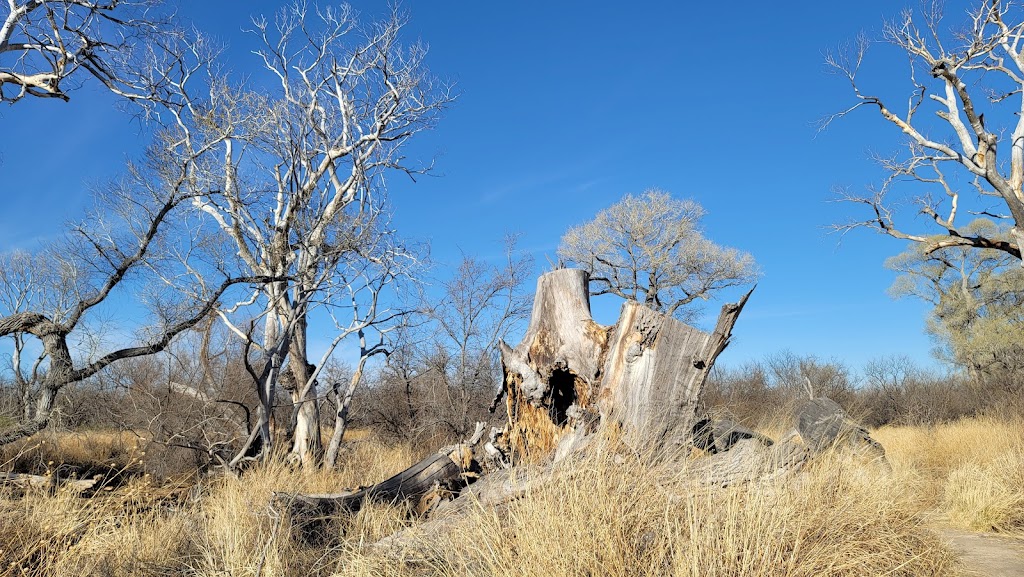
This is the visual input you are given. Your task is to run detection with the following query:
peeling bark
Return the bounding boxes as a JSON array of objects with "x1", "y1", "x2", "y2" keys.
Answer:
[{"x1": 495, "y1": 268, "x2": 752, "y2": 461}]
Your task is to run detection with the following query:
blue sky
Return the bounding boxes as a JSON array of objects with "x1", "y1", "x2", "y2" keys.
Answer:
[{"x1": 1, "y1": 1, "x2": 964, "y2": 372}]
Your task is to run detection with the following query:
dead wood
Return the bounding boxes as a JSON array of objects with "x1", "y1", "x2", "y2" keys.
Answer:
[
  {"x1": 494, "y1": 268, "x2": 753, "y2": 462},
  {"x1": 691, "y1": 416, "x2": 773, "y2": 454},
  {"x1": 686, "y1": 397, "x2": 889, "y2": 486},
  {"x1": 0, "y1": 471, "x2": 98, "y2": 493},
  {"x1": 279, "y1": 442, "x2": 480, "y2": 543},
  {"x1": 281, "y1": 268, "x2": 891, "y2": 556}
]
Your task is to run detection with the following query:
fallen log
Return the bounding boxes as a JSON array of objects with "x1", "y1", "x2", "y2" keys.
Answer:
[
  {"x1": 278, "y1": 442, "x2": 479, "y2": 543},
  {"x1": 691, "y1": 415, "x2": 774, "y2": 454}
]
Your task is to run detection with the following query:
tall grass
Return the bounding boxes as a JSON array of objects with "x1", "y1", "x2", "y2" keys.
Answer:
[
  {"x1": 875, "y1": 416, "x2": 1024, "y2": 533},
  {"x1": 337, "y1": 447, "x2": 960, "y2": 577},
  {"x1": 6, "y1": 418, "x2": 1020, "y2": 576}
]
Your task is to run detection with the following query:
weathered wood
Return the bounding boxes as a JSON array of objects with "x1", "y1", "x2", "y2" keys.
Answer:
[
  {"x1": 687, "y1": 397, "x2": 888, "y2": 486},
  {"x1": 599, "y1": 292, "x2": 752, "y2": 452},
  {"x1": 0, "y1": 471, "x2": 98, "y2": 493},
  {"x1": 793, "y1": 397, "x2": 888, "y2": 464},
  {"x1": 496, "y1": 268, "x2": 753, "y2": 462},
  {"x1": 687, "y1": 434, "x2": 809, "y2": 486},
  {"x1": 279, "y1": 444, "x2": 478, "y2": 543},
  {"x1": 498, "y1": 269, "x2": 611, "y2": 459},
  {"x1": 691, "y1": 416, "x2": 773, "y2": 454}
]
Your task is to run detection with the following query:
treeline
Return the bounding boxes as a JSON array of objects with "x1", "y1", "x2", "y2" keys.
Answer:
[
  {"x1": 704, "y1": 351, "x2": 1023, "y2": 430},
  {"x1": 4, "y1": 338, "x2": 1020, "y2": 480}
]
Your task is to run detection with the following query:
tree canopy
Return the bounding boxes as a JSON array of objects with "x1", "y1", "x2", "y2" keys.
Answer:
[{"x1": 558, "y1": 190, "x2": 758, "y2": 320}]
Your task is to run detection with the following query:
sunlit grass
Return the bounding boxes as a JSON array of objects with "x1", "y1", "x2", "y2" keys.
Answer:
[{"x1": 4, "y1": 417, "x2": 1021, "y2": 575}]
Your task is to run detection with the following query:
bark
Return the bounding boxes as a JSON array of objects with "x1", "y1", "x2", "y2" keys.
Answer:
[
  {"x1": 283, "y1": 343, "x2": 323, "y2": 469},
  {"x1": 495, "y1": 268, "x2": 752, "y2": 461},
  {"x1": 324, "y1": 357, "x2": 366, "y2": 469},
  {"x1": 280, "y1": 443, "x2": 478, "y2": 543}
]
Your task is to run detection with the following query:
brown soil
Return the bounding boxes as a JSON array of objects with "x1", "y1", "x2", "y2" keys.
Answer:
[{"x1": 936, "y1": 528, "x2": 1024, "y2": 577}]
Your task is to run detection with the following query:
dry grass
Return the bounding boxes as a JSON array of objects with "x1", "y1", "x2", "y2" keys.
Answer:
[
  {"x1": 338, "y1": 446, "x2": 960, "y2": 577},
  {"x1": 875, "y1": 416, "x2": 1024, "y2": 533},
  {"x1": 5, "y1": 417, "x2": 1021, "y2": 576}
]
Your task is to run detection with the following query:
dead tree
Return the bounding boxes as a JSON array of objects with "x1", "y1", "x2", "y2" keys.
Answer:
[
  {"x1": 284, "y1": 269, "x2": 885, "y2": 538},
  {"x1": 492, "y1": 268, "x2": 750, "y2": 461}
]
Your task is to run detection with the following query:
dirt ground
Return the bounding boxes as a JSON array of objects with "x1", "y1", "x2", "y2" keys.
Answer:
[{"x1": 936, "y1": 528, "x2": 1024, "y2": 577}]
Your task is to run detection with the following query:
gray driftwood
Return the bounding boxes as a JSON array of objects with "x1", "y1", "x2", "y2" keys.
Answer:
[
  {"x1": 0, "y1": 471, "x2": 98, "y2": 493},
  {"x1": 494, "y1": 268, "x2": 752, "y2": 462}
]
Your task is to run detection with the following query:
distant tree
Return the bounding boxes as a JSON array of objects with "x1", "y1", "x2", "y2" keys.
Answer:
[
  {"x1": 827, "y1": 1, "x2": 1024, "y2": 261},
  {"x1": 1, "y1": 0, "x2": 179, "y2": 103},
  {"x1": 887, "y1": 219, "x2": 1024, "y2": 387},
  {"x1": 421, "y1": 238, "x2": 533, "y2": 439},
  {"x1": 355, "y1": 238, "x2": 533, "y2": 445},
  {"x1": 558, "y1": 190, "x2": 757, "y2": 320}
]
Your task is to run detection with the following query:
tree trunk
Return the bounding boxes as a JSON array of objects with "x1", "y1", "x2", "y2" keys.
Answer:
[
  {"x1": 285, "y1": 316, "x2": 323, "y2": 469},
  {"x1": 280, "y1": 443, "x2": 477, "y2": 542},
  {"x1": 494, "y1": 268, "x2": 752, "y2": 462},
  {"x1": 323, "y1": 358, "x2": 366, "y2": 469}
]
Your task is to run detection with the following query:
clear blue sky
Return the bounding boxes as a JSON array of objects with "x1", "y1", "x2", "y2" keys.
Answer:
[{"x1": 1, "y1": 1, "x2": 961, "y2": 372}]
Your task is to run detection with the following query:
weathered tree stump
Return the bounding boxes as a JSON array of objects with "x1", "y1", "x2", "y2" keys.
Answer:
[
  {"x1": 282, "y1": 268, "x2": 888, "y2": 548},
  {"x1": 493, "y1": 268, "x2": 752, "y2": 462}
]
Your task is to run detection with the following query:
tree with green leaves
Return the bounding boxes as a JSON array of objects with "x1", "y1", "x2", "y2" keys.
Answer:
[{"x1": 887, "y1": 219, "x2": 1024, "y2": 387}]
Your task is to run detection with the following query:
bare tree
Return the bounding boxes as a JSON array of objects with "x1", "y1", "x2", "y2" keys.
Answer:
[
  {"x1": 0, "y1": 137, "x2": 273, "y2": 447},
  {"x1": 172, "y1": 3, "x2": 450, "y2": 467},
  {"x1": 826, "y1": 1, "x2": 1024, "y2": 260},
  {"x1": 422, "y1": 239, "x2": 533, "y2": 439},
  {"x1": 558, "y1": 190, "x2": 758, "y2": 320},
  {"x1": 1, "y1": 0, "x2": 180, "y2": 103}
]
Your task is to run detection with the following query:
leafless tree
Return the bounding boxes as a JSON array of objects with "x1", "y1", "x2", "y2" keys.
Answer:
[
  {"x1": 0, "y1": 136, "x2": 273, "y2": 447},
  {"x1": 558, "y1": 190, "x2": 758, "y2": 321},
  {"x1": 422, "y1": 239, "x2": 533, "y2": 439},
  {"x1": 359, "y1": 238, "x2": 532, "y2": 444},
  {"x1": 170, "y1": 3, "x2": 451, "y2": 467},
  {"x1": 826, "y1": 1, "x2": 1024, "y2": 260},
  {"x1": 1, "y1": 0, "x2": 182, "y2": 104}
]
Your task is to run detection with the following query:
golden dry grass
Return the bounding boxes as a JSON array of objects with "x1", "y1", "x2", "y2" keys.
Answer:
[
  {"x1": 336, "y1": 446, "x2": 960, "y2": 577},
  {"x1": 875, "y1": 416, "x2": 1024, "y2": 534},
  {"x1": 4, "y1": 417, "x2": 1021, "y2": 576}
]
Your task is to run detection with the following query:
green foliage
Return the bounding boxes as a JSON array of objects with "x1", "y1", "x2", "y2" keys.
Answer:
[{"x1": 887, "y1": 219, "x2": 1024, "y2": 387}]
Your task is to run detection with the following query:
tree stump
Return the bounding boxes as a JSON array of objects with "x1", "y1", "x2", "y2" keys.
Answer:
[{"x1": 494, "y1": 268, "x2": 753, "y2": 462}]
